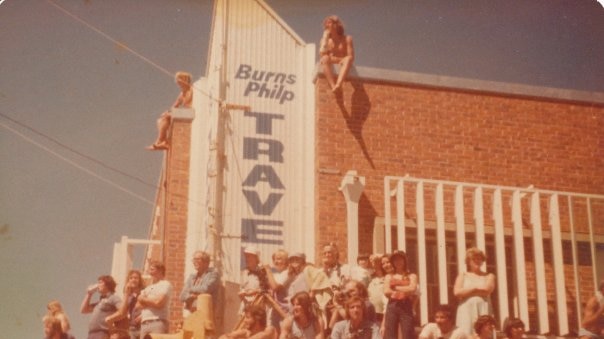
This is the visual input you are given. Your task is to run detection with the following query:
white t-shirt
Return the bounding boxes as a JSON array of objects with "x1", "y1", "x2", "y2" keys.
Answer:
[
  {"x1": 140, "y1": 279, "x2": 172, "y2": 322},
  {"x1": 419, "y1": 323, "x2": 468, "y2": 339}
]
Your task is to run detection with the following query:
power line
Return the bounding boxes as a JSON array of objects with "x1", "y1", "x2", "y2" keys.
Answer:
[
  {"x1": 0, "y1": 120, "x2": 155, "y2": 205},
  {"x1": 0, "y1": 112, "x2": 156, "y2": 190},
  {"x1": 45, "y1": 0, "x2": 222, "y2": 106},
  {"x1": 0, "y1": 112, "x2": 209, "y2": 209}
]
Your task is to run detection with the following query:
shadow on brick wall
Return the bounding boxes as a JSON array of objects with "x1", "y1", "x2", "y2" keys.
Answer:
[{"x1": 335, "y1": 81, "x2": 375, "y2": 169}]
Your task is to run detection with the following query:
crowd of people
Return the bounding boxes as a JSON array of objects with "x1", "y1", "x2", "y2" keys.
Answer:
[{"x1": 44, "y1": 243, "x2": 604, "y2": 339}]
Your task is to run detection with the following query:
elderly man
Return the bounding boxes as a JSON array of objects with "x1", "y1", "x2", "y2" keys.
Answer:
[
  {"x1": 418, "y1": 304, "x2": 468, "y2": 339},
  {"x1": 180, "y1": 250, "x2": 221, "y2": 313}
]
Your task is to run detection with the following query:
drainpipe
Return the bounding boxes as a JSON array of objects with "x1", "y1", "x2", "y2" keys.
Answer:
[{"x1": 339, "y1": 170, "x2": 365, "y2": 264}]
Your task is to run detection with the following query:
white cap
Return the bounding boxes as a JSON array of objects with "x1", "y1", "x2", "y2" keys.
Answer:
[{"x1": 243, "y1": 245, "x2": 260, "y2": 256}]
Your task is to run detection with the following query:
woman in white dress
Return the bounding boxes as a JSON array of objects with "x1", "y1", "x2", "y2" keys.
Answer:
[{"x1": 453, "y1": 247, "x2": 495, "y2": 336}]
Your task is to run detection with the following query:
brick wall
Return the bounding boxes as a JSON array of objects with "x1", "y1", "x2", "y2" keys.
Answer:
[
  {"x1": 162, "y1": 117, "x2": 193, "y2": 330},
  {"x1": 316, "y1": 74, "x2": 603, "y2": 257},
  {"x1": 315, "y1": 71, "x2": 604, "y2": 332}
]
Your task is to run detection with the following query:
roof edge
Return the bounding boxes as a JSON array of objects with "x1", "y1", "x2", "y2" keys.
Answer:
[{"x1": 317, "y1": 64, "x2": 604, "y2": 106}]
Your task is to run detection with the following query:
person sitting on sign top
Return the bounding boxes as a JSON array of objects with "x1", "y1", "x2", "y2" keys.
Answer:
[
  {"x1": 147, "y1": 71, "x2": 193, "y2": 151},
  {"x1": 319, "y1": 15, "x2": 354, "y2": 93}
]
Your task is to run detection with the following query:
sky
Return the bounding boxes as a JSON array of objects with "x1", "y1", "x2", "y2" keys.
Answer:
[{"x1": 1, "y1": 0, "x2": 603, "y2": 338}]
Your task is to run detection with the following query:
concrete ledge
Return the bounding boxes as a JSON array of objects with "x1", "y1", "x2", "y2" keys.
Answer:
[
  {"x1": 172, "y1": 108, "x2": 195, "y2": 120},
  {"x1": 315, "y1": 64, "x2": 604, "y2": 106}
]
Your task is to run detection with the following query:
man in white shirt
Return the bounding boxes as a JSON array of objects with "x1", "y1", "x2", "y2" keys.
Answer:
[
  {"x1": 136, "y1": 261, "x2": 173, "y2": 339},
  {"x1": 419, "y1": 304, "x2": 468, "y2": 339}
]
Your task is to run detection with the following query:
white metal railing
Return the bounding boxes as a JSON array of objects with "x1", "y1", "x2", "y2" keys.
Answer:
[
  {"x1": 111, "y1": 236, "x2": 161, "y2": 297},
  {"x1": 384, "y1": 175, "x2": 604, "y2": 335}
]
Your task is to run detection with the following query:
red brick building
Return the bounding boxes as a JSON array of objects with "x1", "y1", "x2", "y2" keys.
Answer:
[{"x1": 119, "y1": 0, "x2": 604, "y2": 336}]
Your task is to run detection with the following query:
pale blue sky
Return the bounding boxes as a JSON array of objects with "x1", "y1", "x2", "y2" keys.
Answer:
[{"x1": 1, "y1": 1, "x2": 603, "y2": 338}]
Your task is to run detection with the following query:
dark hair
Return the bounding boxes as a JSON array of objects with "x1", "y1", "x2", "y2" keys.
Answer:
[
  {"x1": 149, "y1": 260, "x2": 166, "y2": 276},
  {"x1": 98, "y1": 275, "x2": 117, "y2": 293},
  {"x1": 502, "y1": 317, "x2": 524, "y2": 338},
  {"x1": 474, "y1": 315, "x2": 496, "y2": 334},
  {"x1": 245, "y1": 304, "x2": 267, "y2": 328},
  {"x1": 125, "y1": 270, "x2": 145, "y2": 293},
  {"x1": 390, "y1": 250, "x2": 408, "y2": 272},
  {"x1": 291, "y1": 291, "x2": 316, "y2": 320},
  {"x1": 433, "y1": 304, "x2": 454, "y2": 322}
]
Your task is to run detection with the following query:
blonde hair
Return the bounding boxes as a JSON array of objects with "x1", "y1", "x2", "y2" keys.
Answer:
[
  {"x1": 465, "y1": 247, "x2": 486, "y2": 265},
  {"x1": 47, "y1": 300, "x2": 63, "y2": 314},
  {"x1": 175, "y1": 71, "x2": 192, "y2": 84},
  {"x1": 272, "y1": 249, "x2": 288, "y2": 261}
]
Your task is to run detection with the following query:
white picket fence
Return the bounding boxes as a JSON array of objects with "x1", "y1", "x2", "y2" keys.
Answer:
[{"x1": 384, "y1": 176, "x2": 604, "y2": 335}]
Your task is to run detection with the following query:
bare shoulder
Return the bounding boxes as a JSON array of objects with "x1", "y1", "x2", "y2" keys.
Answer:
[
  {"x1": 585, "y1": 295, "x2": 599, "y2": 310},
  {"x1": 281, "y1": 315, "x2": 293, "y2": 328}
]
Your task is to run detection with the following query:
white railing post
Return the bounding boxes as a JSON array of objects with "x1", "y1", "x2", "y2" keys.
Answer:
[
  {"x1": 111, "y1": 236, "x2": 131, "y2": 298},
  {"x1": 436, "y1": 183, "x2": 448, "y2": 304},
  {"x1": 396, "y1": 180, "x2": 406, "y2": 251},
  {"x1": 549, "y1": 194, "x2": 569, "y2": 335},
  {"x1": 493, "y1": 189, "x2": 509, "y2": 324},
  {"x1": 474, "y1": 187, "x2": 486, "y2": 255},
  {"x1": 384, "y1": 178, "x2": 392, "y2": 254},
  {"x1": 340, "y1": 170, "x2": 366, "y2": 264},
  {"x1": 455, "y1": 185, "x2": 467, "y2": 272},
  {"x1": 416, "y1": 181, "x2": 429, "y2": 324},
  {"x1": 568, "y1": 196, "x2": 582, "y2": 327},
  {"x1": 381, "y1": 175, "x2": 604, "y2": 335},
  {"x1": 512, "y1": 191, "x2": 530, "y2": 327},
  {"x1": 587, "y1": 198, "x2": 598, "y2": 293},
  {"x1": 530, "y1": 192, "x2": 549, "y2": 334}
]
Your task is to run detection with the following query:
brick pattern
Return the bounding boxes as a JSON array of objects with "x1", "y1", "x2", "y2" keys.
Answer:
[
  {"x1": 315, "y1": 75, "x2": 604, "y2": 331},
  {"x1": 162, "y1": 119, "x2": 192, "y2": 330}
]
